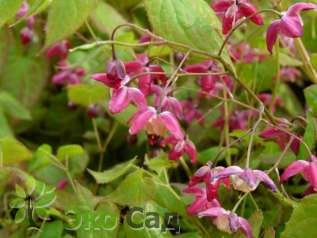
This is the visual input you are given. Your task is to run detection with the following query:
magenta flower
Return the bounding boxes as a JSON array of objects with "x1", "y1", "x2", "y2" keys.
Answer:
[
  {"x1": 258, "y1": 93, "x2": 283, "y2": 112},
  {"x1": 184, "y1": 61, "x2": 233, "y2": 97},
  {"x1": 92, "y1": 60, "x2": 147, "y2": 114},
  {"x1": 266, "y1": 3, "x2": 317, "y2": 53},
  {"x1": 181, "y1": 99, "x2": 204, "y2": 126},
  {"x1": 280, "y1": 67, "x2": 302, "y2": 82},
  {"x1": 198, "y1": 207, "x2": 254, "y2": 238},
  {"x1": 46, "y1": 41, "x2": 70, "y2": 60},
  {"x1": 187, "y1": 165, "x2": 231, "y2": 200},
  {"x1": 183, "y1": 186, "x2": 221, "y2": 215},
  {"x1": 128, "y1": 107, "x2": 184, "y2": 140},
  {"x1": 229, "y1": 43, "x2": 266, "y2": 63},
  {"x1": 281, "y1": 156, "x2": 317, "y2": 193},
  {"x1": 52, "y1": 62, "x2": 85, "y2": 85},
  {"x1": 151, "y1": 85, "x2": 183, "y2": 119},
  {"x1": 260, "y1": 120, "x2": 300, "y2": 154},
  {"x1": 212, "y1": 0, "x2": 263, "y2": 34},
  {"x1": 161, "y1": 135, "x2": 197, "y2": 164},
  {"x1": 213, "y1": 109, "x2": 256, "y2": 131},
  {"x1": 20, "y1": 27, "x2": 34, "y2": 45},
  {"x1": 16, "y1": 1, "x2": 29, "y2": 18},
  {"x1": 213, "y1": 166, "x2": 277, "y2": 192}
]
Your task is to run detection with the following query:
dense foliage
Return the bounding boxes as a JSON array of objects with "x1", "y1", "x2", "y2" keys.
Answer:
[{"x1": 1, "y1": 0, "x2": 317, "y2": 237}]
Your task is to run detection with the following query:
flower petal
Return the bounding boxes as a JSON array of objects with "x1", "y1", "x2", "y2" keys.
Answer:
[
  {"x1": 109, "y1": 87, "x2": 130, "y2": 114},
  {"x1": 128, "y1": 87, "x2": 147, "y2": 109},
  {"x1": 286, "y1": 3, "x2": 317, "y2": 17},
  {"x1": 198, "y1": 207, "x2": 227, "y2": 218},
  {"x1": 280, "y1": 16, "x2": 303, "y2": 38},
  {"x1": 239, "y1": 2, "x2": 263, "y2": 25},
  {"x1": 253, "y1": 170, "x2": 277, "y2": 192},
  {"x1": 281, "y1": 160, "x2": 310, "y2": 182},
  {"x1": 238, "y1": 217, "x2": 254, "y2": 238},
  {"x1": 266, "y1": 20, "x2": 281, "y2": 53},
  {"x1": 213, "y1": 166, "x2": 244, "y2": 180},
  {"x1": 129, "y1": 107, "x2": 156, "y2": 135},
  {"x1": 159, "y1": 111, "x2": 184, "y2": 139},
  {"x1": 184, "y1": 140, "x2": 198, "y2": 164}
]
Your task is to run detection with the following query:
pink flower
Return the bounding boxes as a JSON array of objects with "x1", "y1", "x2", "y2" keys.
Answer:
[
  {"x1": 212, "y1": 0, "x2": 263, "y2": 34},
  {"x1": 20, "y1": 27, "x2": 33, "y2": 45},
  {"x1": 260, "y1": 120, "x2": 300, "y2": 154},
  {"x1": 151, "y1": 85, "x2": 183, "y2": 119},
  {"x1": 266, "y1": 3, "x2": 317, "y2": 53},
  {"x1": 213, "y1": 109, "x2": 256, "y2": 131},
  {"x1": 92, "y1": 60, "x2": 147, "y2": 114},
  {"x1": 229, "y1": 43, "x2": 266, "y2": 63},
  {"x1": 128, "y1": 107, "x2": 184, "y2": 140},
  {"x1": 16, "y1": 1, "x2": 29, "y2": 18},
  {"x1": 181, "y1": 99, "x2": 204, "y2": 126},
  {"x1": 213, "y1": 166, "x2": 277, "y2": 192},
  {"x1": 258, "y1": 93, "x2": 283, "y2": 112},
  {"x1": 161, "y1": 135, "x2": 197, "y2": 164},
  {"x1": 281, "y1": 156, "x2": 317, "y2": 193},
  {"x1": 46, "y1": 41, "x2": 70, "y2": 60},
  {"x1": 198, "y1": 207, "x2": 254, "y2": 238},
  {"x1": 184, "y1": 61, "x2": 233, "y2": 97},
  {"x1": 280, "y1": 67, "x2": 302, "y2": 82},
  {"x1": 188, "y1": 165, "x2": 231, "y2": 200},
  {"x1": 183, "y1": 186, "x2": 221, "y2": 215},
  {"x1": 52, "y1": 62, "x2": 85, "y2": 85}
]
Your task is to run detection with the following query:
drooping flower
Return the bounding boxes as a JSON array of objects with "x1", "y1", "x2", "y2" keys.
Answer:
[
  {"x1": 183, "y1": 186, "x2": 221, "y2": 215},
  {"x1": 161, "y1": 135, "x2": 197, "y2": 164},
  {"x1": 188, "y1": 165, "x2": 231, "y2": 200},
  {"x1": 16, "y1": 1, "x2": 29, "y2": 18},
  {"x1": 212, "y1": 0, "x2": 263, "y2": 34},
  {"x1": 213, "y1": 109, "x2": 257, "y2": 131},
  {"x1": 46, "y1": 41, "x2": 70, "y2": 60},
  {"x1": 184, "y1": 61, "x2": 233, "y2": 97},
  {"x1": 92, "y1": 60, "x2": 147, "y2": 114},
  {"x1": 52, "y1": 62, "x2": 85, "y2": 85},
  {"x1": 280, "y1": 67, "x2": 302, "y2": 82},
  {"x1": 212, "y1": 166, "x2": 277, "y2": 192},
  {"x1": 281, "y1": 155, "x2": 317, "y2": 194},
  {"x1": 260, "y1": 119, "x2": 300, "y2": 154},
  {"x1": 181, "y1": 99, "x2": 204, "y2": 126},
  {"x1": 198, "y1": 207, "x2": 254, "y2": 238},
  {"x1": 266, "y1": 3, "x2": 317, "y2": 53},
  {"x1": 128, "y1": 107, "x2": 184, "y2": 140},
  {"x1": 229, "y1": 43, "x2": 266, "y2": 63},
  {"x1": 20, "y1": 27, "x2": 34, "y2": 45},
  {"x1": 258, "y1": 93, "x2": 283, "y2": 112},
  {"x1": 151, "y1": 85, "x2": 183, "y2": 119}
]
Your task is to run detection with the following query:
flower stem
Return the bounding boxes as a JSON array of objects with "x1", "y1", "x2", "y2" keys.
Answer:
[{"x1": 294, "y1": 38, "x2": 317, "y2": 84}]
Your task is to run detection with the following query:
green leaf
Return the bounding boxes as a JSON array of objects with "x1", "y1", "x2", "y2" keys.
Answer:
[
  {"x1": 28, "y1": 144, "x2": 53, "y2": 172},
  {"x1": 0, "y1": 91, "x2": 31, "y2": 120},
  {"x1": 144, "y1": 155, "x2": 177, "y2": 173},
  {"x1": 107, "y1": 169, "x2": 149, "y2": 207},
  {"x1": 90, "y1": 1, "x2": 127, "y2": 35},
  {"x1": 281, "y1": 194, "x2": 317, "y2": 238},
  {"x1": 297, "y1": 113, "x2": 317, "y2": 161},
  {"x1": 45, "y1": 0, "x2": 98, "y2": 47},
  {"x1": 144, "y1": 0, "x2": 233, "y2": 70},
  {"x1": 57, "y1": 144, "x2": 85, "y2": 160},
  {"x1": 88, "y1": 158, "x2": 137, "y2": 184},
  {"x1": 0, "y1": 137, "x2": 32, "y2": 164},
  {"x1": 67, "y1": 83, "x2": 108, "y2": 107},
  {"x1": 248, "y1": 210, "x2": 263, "y2": 238},
  {"x1": 38, "y1": 221, "x2": 63, "y2": 238},
  {"x1": 305, "y1": 85, "x2": 317, "y2": 117},
  {"x1": 0, "y1": 0, "x2": 23, "y2": 27},
  {"x1": 0, "y1": 109, "x2": 13, "y2": 138},
  {"x1": 28, "y1": 0, "x2": 53, "y2": 16}
]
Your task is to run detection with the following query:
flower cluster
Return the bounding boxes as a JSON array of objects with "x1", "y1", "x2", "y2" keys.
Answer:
[
  {"x1": 92, "y1": 55, "x2": 198, "y2": 163},
  {"x1": 46, "y1": 41, "x2": 86, "y2": 85},
  {"x1": 16, "y1": 1, "x2": 35, "y2": 45},
  {"x1": 184, "y1": 164, "x2": 277, "y2": 237}
]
